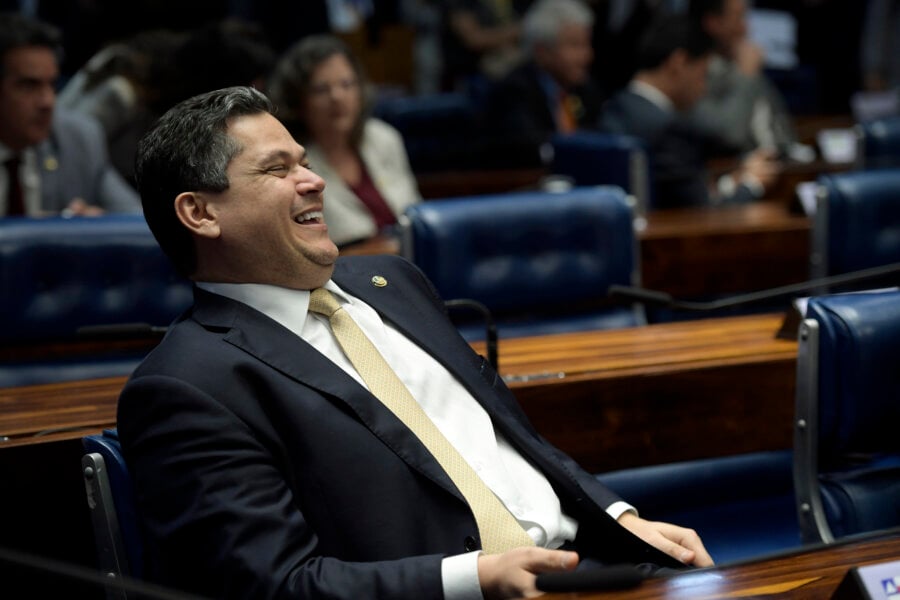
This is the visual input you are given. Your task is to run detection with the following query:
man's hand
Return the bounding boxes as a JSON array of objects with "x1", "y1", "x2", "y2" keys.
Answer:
[
  {"x1": 738, "y1": 148, "x2": 782, "y2": 191},
  {"x1": 478, "y1": 547, "x2": 579, "y2": 599},
  {"x1": 617, "y1": 512, "x2": 714, "y2": 567},
  {"x1": 64, "y1": 198, "x2": 105, "y2": 217}
]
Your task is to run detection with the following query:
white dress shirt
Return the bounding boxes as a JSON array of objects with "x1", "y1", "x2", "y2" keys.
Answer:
[{"x1": 197, "y1": 280, "x2": 634, "y2": 600}]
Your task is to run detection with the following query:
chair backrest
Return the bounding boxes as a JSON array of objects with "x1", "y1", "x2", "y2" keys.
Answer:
[
  {"x1": 372, "y1": 92, "x2": 483, "y2": 173},
  {"x1": 855, "y1": 115, "x2": 900, "y2": 170},
  {"x1": 82, "y1": 428, "x2": 142, "y2": 594},
  {"x1": 0, "y1": 215, "x2": 191, "y2": 387},
  {"x1": 793, "y1": 290, "x2": 900, "y2": 543},
  {"x1": 0, "y1": 215, "x2": 191, "y2": 344},
  {"x1": 810, "y1": 169, "x2": 900, "y2": 282},
  {"x1": 399, "y1": 186, "x2": 644, "y2": 340},
  {"x1": 548, "y1": 131, "x2": 652, "y2": 216}
]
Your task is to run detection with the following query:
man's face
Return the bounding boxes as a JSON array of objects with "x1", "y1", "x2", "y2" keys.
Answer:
[
  {"x1": 537, "y1": 23, "x2": 594, "y2": 89},
  {"x1": 0, "y1": 46, "x2": 57, "y2": 150},
  {"x1": 199, "y1": 112, "x2": 339, "y2": 290},
  {"x1": 704, "y1": 0, "x2": 748, "y2": 56}
]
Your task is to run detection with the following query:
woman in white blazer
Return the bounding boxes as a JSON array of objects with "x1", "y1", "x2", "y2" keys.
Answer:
[{"x1": 267, "y1": 34, "x2": 421, "y2": 247}]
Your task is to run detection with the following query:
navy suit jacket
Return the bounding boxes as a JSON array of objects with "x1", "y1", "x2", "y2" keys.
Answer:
[
  {"x1": 599, "y1": 89, "x2": 755, "y2": 209},
  {"x1": 118, "y1": 254, "x2": 679, "y2": 599}
]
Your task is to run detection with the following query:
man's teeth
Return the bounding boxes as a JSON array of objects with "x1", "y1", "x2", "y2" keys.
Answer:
[{"x1": 295, "y1": 211, "x2": 323, "y2": 223}]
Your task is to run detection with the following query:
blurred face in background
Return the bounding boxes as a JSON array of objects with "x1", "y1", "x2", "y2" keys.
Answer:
[
  {"x1": 703, "y1": 0, "x2": 748, "y2": 57},
  {"x1": 303, "y1": 52, "x2": 362, "y2": 144},
  {"x1": 0, "y1": 46, "x2": 57, "y2": 150},
  {"x1": 536, "y1": 22, "x2": 594, "y2": 89}
]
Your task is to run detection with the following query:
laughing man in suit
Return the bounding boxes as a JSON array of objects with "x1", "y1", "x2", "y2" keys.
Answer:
[{"x1": 119, "y1": 85, "x2": 712, "y2": 600}]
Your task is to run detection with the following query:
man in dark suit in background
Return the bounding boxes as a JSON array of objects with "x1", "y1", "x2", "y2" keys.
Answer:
[
  {"x1": 120, "y1": 85, "x2": 712, "y2": 599},
  {"x1": 486, "y1": 0, "x2": 605, "y2": 168},
  {"x1": 599, "y1": 14, "x2": 780, "y2": 209},
  {"x1": 0, "y1": 12, "x2": 140, "y2": 217}
]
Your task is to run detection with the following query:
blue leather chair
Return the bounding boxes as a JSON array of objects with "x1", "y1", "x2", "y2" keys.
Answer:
[
  {"x1": 793, "y1": 290, "x2": 900, "y2": 543},
  {"x1": 548, "y1": 131, "x2": 652, "y2": 215},
  {"x1": 372, "y1": 92, "x2": 483, "y2": 172},
  {"x1": 399, "y1": 186, "x2": 645, "y2": 341},
  {"x1": 82, "y1": 429, "x2": 143, "y2": 594},
  {"x1": 596, "y1": 450, "x2": 801, "y2": 565},
  {"x1": 810, "y1": 169, "x2": 900, "y2": 283},
  {"x1": 855, "y1": 115, "x2": 900, "y2": 169},
  {"x1": 0, "y1": 215, "x2": 192, "y2": 387}
]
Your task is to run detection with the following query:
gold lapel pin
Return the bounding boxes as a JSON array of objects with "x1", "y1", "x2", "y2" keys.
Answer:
[
  {"x1": 371, "y1": 275, "x2": 387, "y2": 287},
  {"x1": 44, "y1": 156, "x2": 59, "y2": 171}
]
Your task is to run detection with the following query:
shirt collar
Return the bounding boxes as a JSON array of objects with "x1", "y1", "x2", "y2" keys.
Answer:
[
  {"x1": 628, "y1": 80, "x2": 674, "y2": 113},
  {"x1": 196, "y1": 280, "x2": 349, "y2": 337}
]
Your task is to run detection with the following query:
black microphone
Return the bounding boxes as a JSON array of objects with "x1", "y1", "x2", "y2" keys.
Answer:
[
  {"x1": 444, "y1": 298, "x2": 499, "y2": 370},
  {"x1": 536, "y1": 564, "x2": 645, "y2": 592},
  {"x1": 608, "y1": 261, "x2": 900, "y2": 312}
]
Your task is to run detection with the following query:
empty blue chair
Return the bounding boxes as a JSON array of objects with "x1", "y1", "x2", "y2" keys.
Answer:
[
  {"x1": 596, "y1": 450, "x2": 801, "y2": 564},
  {"x1": 0, "y1": 215, "x2": 191, "y2": 387},
  {"x1": 794, "y1": 290, "x2": 900, "y2": 543},
  {"x1": 810, "y1": 170, "x2": 900, "y2": 283},
  {"x1": 399, "y1": 186, "x2": 645, "y2": 341},
  {"x1": 549, "y1": 131, "x2": 652, "y2": 215},
  {"x1": 855, "y1": 115, "x2": 900, "y2": 169},
  {"x1": 372, "y1": 92, "x2": 482, "y2": 172}
]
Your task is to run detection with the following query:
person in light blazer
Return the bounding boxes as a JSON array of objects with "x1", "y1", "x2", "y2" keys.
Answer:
[
  {"x1": 121, "y1": 85, "x2": 713, "y2": 599},
  {"x1": 266, "y1": 33, "x2": 420, "y2": 247},
  {"x1": 0, "y1": 12, "x2": 139, "y2": 217}
]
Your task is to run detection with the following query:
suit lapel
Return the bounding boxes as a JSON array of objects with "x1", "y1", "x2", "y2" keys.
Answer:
[{"x1": 190, "y1": 286, "x2": 468, "y2": 502}]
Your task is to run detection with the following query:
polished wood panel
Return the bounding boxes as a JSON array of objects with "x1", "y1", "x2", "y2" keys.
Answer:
[
  {"x1": 639, "y1": 202, "x2": 811, "y2": 298},
  {"x1": 543, "y1": 529, "x2": 900, "y2": 600},
  {"x1": 2, "y1": 314, "x2": 796, "y2": 474},
  {"x1": 476, "y1": 312, "x2": 797, "y2": 472},
  {"x1": 416, "y1": 167, "x2": 547, "y2": 200},
  {"x1": 0, "y1": 376, "x2": 120, "y2": 447}
]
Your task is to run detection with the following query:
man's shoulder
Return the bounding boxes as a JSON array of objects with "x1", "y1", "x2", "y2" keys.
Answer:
[{"x1": 601, "y1": 90, "x2": 671, "y2": 136}]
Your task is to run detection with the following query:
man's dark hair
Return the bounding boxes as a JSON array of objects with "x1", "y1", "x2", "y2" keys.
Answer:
[
  {"x1": 635, "y1": 14, "x2": 715, "y2": 71},
  {"x1": 0, "y1": 11, "x2": 62, "y2": 77},
  {"x1": 688, "y1": 0, "x2": 727, "y2": 21},
  {"x1": 135, "y1": 86, "x2": 273, "y2": 276}
]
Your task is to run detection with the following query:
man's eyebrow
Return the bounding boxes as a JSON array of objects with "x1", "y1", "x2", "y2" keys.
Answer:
[{"x1": 258, "y1": 147, "x2": 307, "y2": 164}]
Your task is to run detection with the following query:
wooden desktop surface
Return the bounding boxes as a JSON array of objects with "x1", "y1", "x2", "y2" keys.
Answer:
[
  {"x1": 542, "y1": 530, "x2": 900, "y2": 600},
  {"x1": 471, "y1": 312, "x2": 798, "y2": 472},
  {"x1": 2, "y1": 313, "x2": 798, "y2": 474}
]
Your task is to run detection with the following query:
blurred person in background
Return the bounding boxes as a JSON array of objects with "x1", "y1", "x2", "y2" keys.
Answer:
[
  {"x1": 599, "y1": 13, "x2": 781, "y2": 209},
  {"x1": 485, "y1": 0, "x2": 603, "y2": 167},
  {"x1": 0, "y1": 11, "x2": 139, "y2": 217},
  {"x1": 267, "y1": 34, "x2": 421, "y2": 248}
]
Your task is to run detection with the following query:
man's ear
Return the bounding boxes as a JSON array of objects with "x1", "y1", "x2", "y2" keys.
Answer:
[{"x1": 174, "y1": 192, "x2": 221, "y2": 239}]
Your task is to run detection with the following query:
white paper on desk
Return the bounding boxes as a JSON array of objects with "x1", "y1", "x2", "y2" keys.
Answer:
[
  {"x1": 749, "y1": 9, "x2": 797, "y2": 69},
  {"x1": 817, "y1": 129, "x2": 857, "y2": 164},
  {"x1": 852, "y1": 90, "x2": 900, "y2": 122},
  {"x1": 795, "y1": 181, "x2": 818, "y2": 216}
]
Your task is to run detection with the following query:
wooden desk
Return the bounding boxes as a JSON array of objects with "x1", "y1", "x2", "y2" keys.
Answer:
[
  {"x1": 2, "y1": 314, "x2": 796, "y2": 471},
  {"x1": 475, "y1": 312, "x2": 797, "y2": 472},
  {"x1": 640, "y1": 202, "x2": 811, "y2": 299},
  {"x1": 0, "y1": 376, "x2": 120, "y2": 447},
  {"x1": 544, "y1": 529, "x2": 900, "y2": 600},
  {"x1": 416, "y1": 167, "x2": 546, "y2": 200}
]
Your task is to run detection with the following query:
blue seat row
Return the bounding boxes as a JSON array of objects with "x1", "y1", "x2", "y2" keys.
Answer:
[{"x1": 0, "y1": 215, "x2": 191, "y2": 387}]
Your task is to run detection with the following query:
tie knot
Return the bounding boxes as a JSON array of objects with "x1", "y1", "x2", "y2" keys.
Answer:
[{"x1": 308, "y1": 288, "x2": 342, "y2": 318}]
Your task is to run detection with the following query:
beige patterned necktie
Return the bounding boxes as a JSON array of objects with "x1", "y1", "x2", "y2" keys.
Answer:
[{"x1": 308, "y1": 288, "x2": 534, "y2": 554}]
